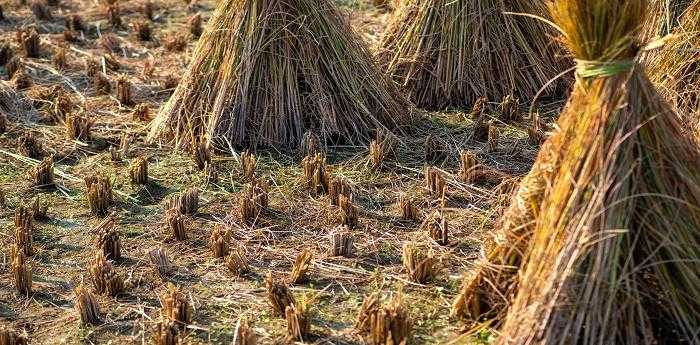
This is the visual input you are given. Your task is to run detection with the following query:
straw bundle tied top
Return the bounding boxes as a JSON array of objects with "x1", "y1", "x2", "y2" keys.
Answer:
[
  {"x1": 148, "y1": 0, "x2": 412, "y2": 150},
  {"x1": 378, "y1": 0, "x2": 571, "y2": 110},
  {"x1": 649, "y1": 0, "x2": 700, "y2": 133},
  {"x1": 452, "y1": 0, "x2": 700, "y2": 343}
]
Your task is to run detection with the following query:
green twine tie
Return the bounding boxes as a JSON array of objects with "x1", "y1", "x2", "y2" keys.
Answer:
[{"x1": 575, "y1": 59, "x2": 635, "y2": 78}]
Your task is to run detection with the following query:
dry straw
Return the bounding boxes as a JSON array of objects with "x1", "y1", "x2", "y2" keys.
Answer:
[
  {"x1": 91, "y1": 72, "x2": 111, "y2": 95},
  {"x1": 233, "y1": 317, "x2": 257, "y2": 345},
  {"x1": 210, "y1": 225, "x2": 231, "y2": 258},
  {"x1": 152, "y1": 321, "x2": 179, "y2": 345},
  {"x1": 11, "y1": 244, "x2": 32, "y2": 295},
  {"x1": 486, "y1": 125, "x2": 499, "y2": 152},
  {"x1": 103, "y1": 54, "x2": 120, "y2": 71},
  {"x1": 288, "y1": 248, "x2": 313, "y2": 284},
  {"x1": 148, "y1": 246, "x2": 173, "y2": 278},
  {"x1": 401, "y1": 242, "x2": 435, "y2": 284},
  {"x1": 85, "y1": 175, "x2": 113, "y2": 216},
  {"x1": 355, "y1": 292, "x2": 379, "y2": 335},
  {"x1": 498, "y1": 95, "x2": 521, "y2": 123},
  {"x1": 0, "y1": 43, "x2": 11, "y2": 65},
  {"x1": 148, "y1": 0, "x2": 411, "y2": 150},
  {"x1": 88, "y1": 250, "x2": 124, "y2": 296},
  {"x1": 166, "y1": 187, "x2": 199, "y2": 215},
  {"x1": 266, "y1": 273, "x2": 295, "y2": 317},
  {"x1": 397, "y1": 194, "x2": 418, "y2": 221},
  {"x1": 129, "y1": 156, "x2": 148, "y2": 185},
  {"x1": 240, "y1": 150, "x2": 256, "y2": 181},
  {"x1": 648, "y1": 0, "x2": 700, "y2": 132},
  {"x1": 188, "y1": 13, "x2": 202, "y2": 38},
  {"x1": 452, "y1": 0, "x2": 700, "y2": 343},
  {"x1": 239, "y1": 178, "x2": 268, "y2": 223},
  {"x1": 368, "y1": 129, "x2": 398, "y2": 170},
  {"x1": 14, "y1": 204, "x2": 32, "y2": 228},
  {"x1": 225, "y1": 245, "x2": 249, "y2": 275},
  {"x1": 17, "y1": 133, "x2": 43, "y2": 159},
  {"x1": 132, "y1": 103, "x2": 150, "y2": 122},
  {"x1": 191, "y1": 137, "x2": 211, "y2": 170},
  {"x1": 423, "y1": 134, "x2": 447, "y2": 163},
  {"x1": 422, "y1": 210, "x2": 448, "y2": 245},
  {"x1": 116, "y1": 76, "x2": 134, "y2": 105},
  {"x1": 69, "y1": 14, "x2": 85, "y2": 32},
  {"x1": 31, "y1": 85, "x2": 73, "y2": 123},
  {"x1": 299, "y1": 131, "x2": 322, "y2": 157},
  {"x1": 338, "y1": 194, "x2": 358, "y2": 228},
  {"x1": 424, "y1": 166, "x2": 446, "y2": 200},
  {"x1": 204, "y1": 163, "x2": 218, "y2": 184},
  {"x1": 0, "y1": 327, "x2": 28, "y2": 345},
  {"x1": 164, "y1": 34, "x2": 188, "y2": 52},
  {"x1": 30, "y1": 2, "x2": 52, "y2": 20},
  {"x1": 328, "y1": 176, "x2": 351, "y2": 207},
  {"x1": 12, "y1": 69, "x2": 32, "y2": 91},
  {"x1": 161, "y1": 284, "x2": 192, "y2": 329},
  {"x1": 457, "y1": 150, "x2": 479, "y2": 184},
  {"x1": 32, "y1": 156, "x2": 54, "y2": 187},
  {"x1": 75, "y1": 283, "x2": 101, "y2": 325},
  {"x1": 120, "y1": 133, "x2": 131, "y2": 159},
  {"x1": 133, "y1": 21, "x2": 152, "y2": 42},
  {"x1": 31, "y1": 196, "x2": 48, "y2": 220},
  {"x1": 65, "y1": 113, "x2": 94, "y2": 140},
  {"x1": 527, "y1": 111, "x2": 545, "y2": 144},
  {"x1": 472, "y1": 109, "x2": 491, "y2": 142},
  {"x1": 14, "y1": 205, "x2": 34, "y2": 256},
  {"x1": 94, "y1": 214, "x2": 121, "y2": 260},
  {"x1": 328, "y1": 225, "x2": 354, "y2": 257},
  {"x1": 165, "y1": 209, "x2": 187, "y2": 241},
  {"x1": 5, "y1": 57, "x2": 21, "y2": 80},
  {"x1": 12, "y1": 227, "x2": 32, "y2": 262},
  {"x1": 644, "y1": 0, "x2": 694, "y2": 37},
  {"x1": 356, "y1": 290, "x2": 411, "y2": 345},
  {"x1": 107, "y1": 4, "x2": 122, "y2": 28},
  {"x1": 285, "y1": 299, "x2": 311, "y2": 342},
  {"x1": 18, "y1": 28, "x2": 41, "y2": 58},
  {"x1": 142, "y1": 1, "x2": 155, "y2": 20},
  {"x1": 302, "y1": 153, "x2": 329, "y2": 195},
  {"x1": 379, "y1": 0, "x2": 570, "y2": 109},
  {"x1": 52, "y1": 47, "x2": 66, "y2": 70}
]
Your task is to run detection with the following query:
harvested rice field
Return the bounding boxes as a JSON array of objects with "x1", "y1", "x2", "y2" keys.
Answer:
[{"x1": 1, "y1": 0, "x2": 699, "y2": 344}]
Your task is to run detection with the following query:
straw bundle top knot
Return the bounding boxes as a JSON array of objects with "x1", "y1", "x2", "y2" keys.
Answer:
[
  {"x1": 574, "y1": 59, "x2": 635, "y2": 78},
  {"x1": 550, "y1": 0, "x2": 647, "y2": 78}
]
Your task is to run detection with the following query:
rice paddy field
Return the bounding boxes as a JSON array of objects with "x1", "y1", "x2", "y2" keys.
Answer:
[{"x1": 1, "y1": 0, "x2": 698, "y2": 344}]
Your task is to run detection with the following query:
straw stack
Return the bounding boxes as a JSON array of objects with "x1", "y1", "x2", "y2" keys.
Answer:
[
  {"x1": 378, "y1": 0, "x2": 571, "y2": 109},
  {"x1": 452, "y1": 0, "x2": 700, "y2": 343},
  {"x1": 149, "y1": 0, "x2": 411, "y2": 150}
]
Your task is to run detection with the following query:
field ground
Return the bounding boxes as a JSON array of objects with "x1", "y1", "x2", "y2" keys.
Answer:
[{"x1": 0, "y1": 0, "x2": 561, "y2": 343}]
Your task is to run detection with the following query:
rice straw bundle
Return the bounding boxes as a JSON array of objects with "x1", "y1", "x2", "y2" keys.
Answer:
[
  {"x1": 378, "y1": 0, "x2": 571, "y2": 109},
  {"x1": 149, "y1": 0, "x2": 411, "y2": 150},
  {"x1": 452, "y1": 0, "x2": 700, "y2": 342},
  {"x1": 648, "y1": 0, "x2": 700, "y2": 133}
]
